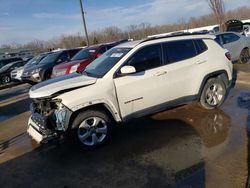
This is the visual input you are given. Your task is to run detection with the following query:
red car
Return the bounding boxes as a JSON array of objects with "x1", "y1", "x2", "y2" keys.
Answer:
[{"x1": 51, "y1": 40, "x2": 129, "y2": 78}]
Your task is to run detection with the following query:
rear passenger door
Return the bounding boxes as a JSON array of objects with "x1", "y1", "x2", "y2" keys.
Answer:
[{"x1": 163, "y1": 39, "x2": 207, "y2": 101}]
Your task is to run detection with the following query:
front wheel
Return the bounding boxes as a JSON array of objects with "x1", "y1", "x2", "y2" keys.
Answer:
[
  {"x1": 1, "y1": 75, "x2": 11, "y2": 85},
  {"x1": 72, "y1": 110, "x2": 113, "y2": 150},
  {"x1": 200, "y1": 78, "x2": 226, "y2": 110}
]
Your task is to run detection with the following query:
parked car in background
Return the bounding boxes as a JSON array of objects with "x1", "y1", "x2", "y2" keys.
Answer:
[
  {"x1": 0, "y1": 57, "x2": 23, "y2": 69},
  {"x1": 0, "y1": 60, "x2": 28, "y2": 84},
  {"x1": 215, "y1": 32, "x2": 250, "y2": 64},
  {"x1": 22, "y1": 48, "x2": 81, "y2": 84},
  {"x1": 11, "y1": 66, "x2": 24, "y2": 82},
  {"x1": 27, "y1": 33, "x2": 233, "y2": 149},
  {"x1": 51, "y1": 40, "x2": 130, "y2": 78}
]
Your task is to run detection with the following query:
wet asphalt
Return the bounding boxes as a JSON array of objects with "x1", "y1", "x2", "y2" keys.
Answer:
[{"x1": 0, "y1": 65, "x2": 250, "y2": 188}]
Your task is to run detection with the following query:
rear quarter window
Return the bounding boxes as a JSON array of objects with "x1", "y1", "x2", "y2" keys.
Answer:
[{"x1": 194, "y1": 39, "x2": 208, "y2": 54}]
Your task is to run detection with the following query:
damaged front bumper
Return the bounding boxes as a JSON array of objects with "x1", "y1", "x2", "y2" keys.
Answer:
[
  {"x1": 27, "y1": 115, "x2": 55, "y2": 143},
  {"x1": 27, "y1": 101, "x2": 72, "y2": 144}
]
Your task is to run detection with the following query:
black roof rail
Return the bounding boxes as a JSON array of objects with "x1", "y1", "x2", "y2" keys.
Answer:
[{"x1": 140, "y1": 32, "x2": 210, "y2": 44}]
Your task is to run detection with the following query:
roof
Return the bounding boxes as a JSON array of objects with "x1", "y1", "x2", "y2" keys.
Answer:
[
  {"x1": 113, "y1": 40, "x2": 143, "y2": 48},
  {"x1": 117, "y1": 33, "x2": 215, "y2": 48}
]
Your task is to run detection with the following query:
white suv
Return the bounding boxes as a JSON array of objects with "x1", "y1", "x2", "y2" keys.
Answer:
[{"x1": 27, "y1": 34, "x2": 233, "y2": 149}]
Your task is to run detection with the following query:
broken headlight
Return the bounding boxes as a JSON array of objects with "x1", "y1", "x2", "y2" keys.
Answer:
[{"x1": 53, "y1": 99, "x2": 71, "y2": 131}]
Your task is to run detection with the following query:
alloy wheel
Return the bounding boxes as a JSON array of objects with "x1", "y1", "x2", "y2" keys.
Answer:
[
  {"x1": 205, "y1": 83, "x2": 224, "y2": 106},
  {"x1": 77, "y1": 117, "x2": 108, "y2": 146}
]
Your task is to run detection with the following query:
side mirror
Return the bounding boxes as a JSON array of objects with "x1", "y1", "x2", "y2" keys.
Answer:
[{"x1": 120, "y1": 65, "x2": 136, "y2": 75}]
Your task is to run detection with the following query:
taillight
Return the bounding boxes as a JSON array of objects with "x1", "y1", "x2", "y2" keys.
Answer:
[{"x1": 225, "y1": 52, "x2": 231, "y2": 61}]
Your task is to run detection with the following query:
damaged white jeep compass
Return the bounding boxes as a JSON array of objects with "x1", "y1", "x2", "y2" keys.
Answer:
[{"x1": 27, "y1": 33, "x2": 233, "y2": 149}]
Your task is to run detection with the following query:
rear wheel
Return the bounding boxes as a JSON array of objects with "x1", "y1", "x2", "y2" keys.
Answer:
[
  {"x1": 238, "y1": 48, "x2": 250, "y2": 64},
  {"x1": 200, "y1": 78, "x2": 226, "y2": 109},
  {"x1": 1, "y1": 75, "x2": 11, "y2": 85},
  {"x1": 72, "y1": 110, "x2": 113, "y2": 150}
]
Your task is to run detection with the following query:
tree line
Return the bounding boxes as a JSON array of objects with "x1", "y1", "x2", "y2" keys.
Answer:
[{"x1": 1, "y1": 5, "x2": 250, "y2": 53}]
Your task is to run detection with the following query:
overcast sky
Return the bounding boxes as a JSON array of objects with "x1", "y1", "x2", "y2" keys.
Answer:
[{"x1": 0, "y1": 0, "x2": 249, "y2": 45}]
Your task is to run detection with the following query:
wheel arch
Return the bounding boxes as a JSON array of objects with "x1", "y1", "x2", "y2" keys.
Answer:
[
  {"x1": 69, "y1": 103, "x2": 120, "y2": 129},
  {"x1": 198, "y1": 70, "x2": 229, "y2": 100}
]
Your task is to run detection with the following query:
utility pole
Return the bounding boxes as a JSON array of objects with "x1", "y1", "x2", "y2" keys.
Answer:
[{"x1": 79, "y1": 0, "x2": 90, "y2": 46}]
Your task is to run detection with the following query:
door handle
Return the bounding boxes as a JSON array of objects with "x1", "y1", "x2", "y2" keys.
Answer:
[
  {"x1": 154, "y1": 71, "x2": 167, "y2": 76},
  {"x1": 196, "y1": 60, "x2": 207, "y2": 64}
]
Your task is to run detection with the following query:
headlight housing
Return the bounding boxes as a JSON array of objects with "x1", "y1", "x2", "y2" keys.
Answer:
[
  {"x1": 31, "y1": 68, "x2": 41, "y2": 75},
  {"x1": 69, "y1": 64, "x2": 80, "y2": 73}
]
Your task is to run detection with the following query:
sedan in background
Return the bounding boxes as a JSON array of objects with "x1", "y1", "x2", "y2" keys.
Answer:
[
  {"x1": 215, "y1": 32, "x2": 250, "y2": 64},
  {"x1": 21, "y1": 48, "x2": 81, "y2": 84},
  {"x1": 51, "y1": 40, "x2": 130, "y2": 78},
  {"x1": 0, "y1": 57, "x2": 23, "y2": 69},
  {"x1": 11, "y1": 66, "x2": 24, "y2": 82},
  {"x1": 0, "y1": 60, "x2": 28, "y2": 85}
]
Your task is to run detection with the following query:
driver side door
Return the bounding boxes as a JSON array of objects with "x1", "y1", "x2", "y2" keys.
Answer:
[{"x1": 114, "y1": 44, "x2": 170, "y2": 120}]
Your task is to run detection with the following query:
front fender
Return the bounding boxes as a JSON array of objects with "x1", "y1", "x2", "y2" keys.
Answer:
[{"x1": 69, "y1": 99, "x2": 122, "y2": 122}]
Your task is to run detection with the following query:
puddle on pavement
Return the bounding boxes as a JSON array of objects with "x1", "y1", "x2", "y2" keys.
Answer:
[
  {"x1": 0, "y1": 87, "x2": 249, "y2": 187},
  {"x1": 0, "y1": 115, "x2": 13, "y2": 122}
]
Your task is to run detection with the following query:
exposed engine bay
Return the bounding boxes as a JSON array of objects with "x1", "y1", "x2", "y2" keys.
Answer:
[{"x1": 28, "y1": 97, "x2": 72, "y2": 143}]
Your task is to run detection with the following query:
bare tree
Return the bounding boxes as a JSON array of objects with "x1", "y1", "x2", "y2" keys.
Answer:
[{"x1": 207, "y1": 0, "x2": 225, "y2": 30}]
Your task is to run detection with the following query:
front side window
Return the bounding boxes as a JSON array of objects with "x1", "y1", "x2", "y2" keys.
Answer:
[
  {"x1": 58, "y1": 52, "x2": 69, "y2": 62},
  {"x1": 125, "y1": 44, "x2": 162, "y2": 73},
  {"x1": 98, "y1": 47, "x2": 107, "y2": 55},
  {"x1": 221, "y1": 33, "x2": 240, "y2": 44},
  {"x1": 69, "y1": 49, "x2": 80, "y2": 58},
  {"x1": 164, "y1": 40, "x2": 197, "y2": 64}
]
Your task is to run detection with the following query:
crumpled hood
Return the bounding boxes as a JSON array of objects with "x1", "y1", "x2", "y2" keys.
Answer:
[{"x1": 29, "y1": 73, "x2": 97, "y2": 98}]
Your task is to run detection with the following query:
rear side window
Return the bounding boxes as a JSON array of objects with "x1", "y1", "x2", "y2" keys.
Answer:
[
  {"x1": 221, "y1": 33, "x2": 240, "y2": 44},
  {"x1": 215, "y1": 35, "x2": 224, "y2": 46},
  {"x1": 194, "y1": 39, "x2": 208, "y2": 54},
  {"x1": 164, "y1": 40, "x2": 196, "y2": 64},
  {"x1": 126, "y1": 44, "x2": 163, "y2": 72}
]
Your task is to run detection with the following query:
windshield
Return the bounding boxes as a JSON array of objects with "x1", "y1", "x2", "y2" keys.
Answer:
[
  {"x1": 72, "y1": 48, "x2": 96, "y2": 61},
  {"x1": 0, "y1": 63, "x2": 13, "y2": 72},
  {"x1": 39, "y1": 52, "x2": 60, "y2": 64},
  {"x1": 84, "y1": 47, "x2": 131, "y2": 78},
  {"x1": 26, "y1": 54, "x2": 47, "y2": 66}
]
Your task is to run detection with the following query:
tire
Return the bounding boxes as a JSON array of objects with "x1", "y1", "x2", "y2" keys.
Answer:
[
  {"x1": 238, "y1": 48, "x2": 250, "y2": 64},
  {"x1": 200, "y1": 78, "x2": 226, "y2": 110},
  {"x1": 1, "y1": 75, "x2": 11, "y2": 85},
  {"x1": 71, "y1": 110, "x2": 113, "y2": 150}
]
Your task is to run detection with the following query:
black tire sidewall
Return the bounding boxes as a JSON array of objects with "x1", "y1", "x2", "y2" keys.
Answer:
[
  {"x1": 200, "y1": 78, "x2": 226, "y2": 110},
  {"x1": 239, "y1": 49, "x2": 249, "y2": 64},
  {"x1": 71, "y1": 110, "x2": 113, "y2": 150},
  {"x1": 2, "y1": 75, "x2": 11, "y2": 84}
]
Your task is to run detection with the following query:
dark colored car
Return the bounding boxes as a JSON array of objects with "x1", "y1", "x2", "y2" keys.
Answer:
[
  {"x1": 21, "y1": 49, "x2": 81, "y2": 83},
  {"x1": 51, "y1": 40, "x2": 130, "y2": 78},
  {"x1": 0, "y1": 57, "x2": 23, "y2": 69},
  {"x1": 0, "y1": 60, "x2": 28, "y2": 84}
]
